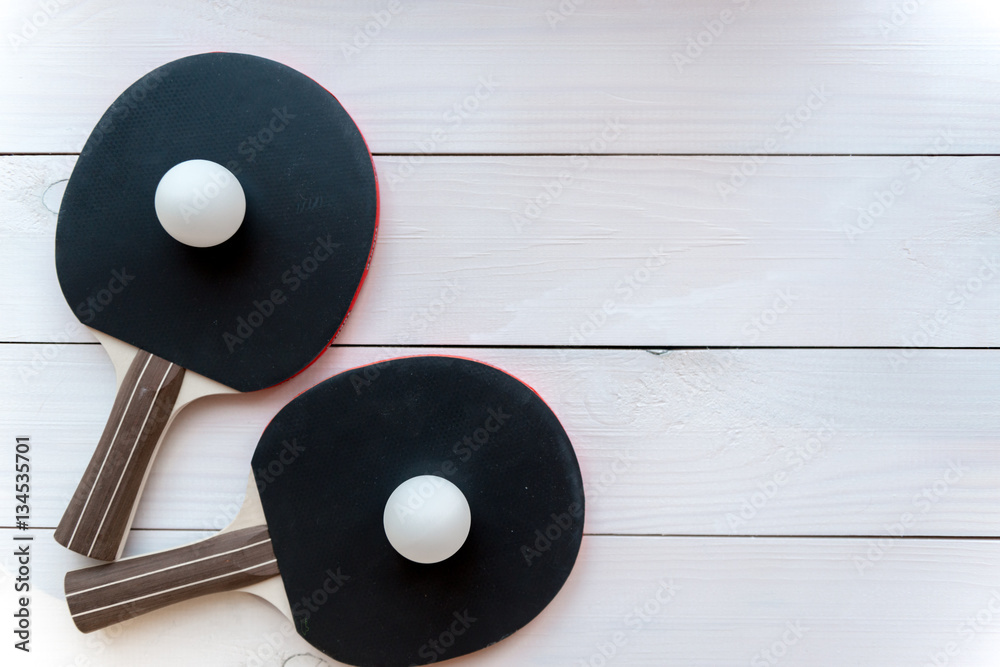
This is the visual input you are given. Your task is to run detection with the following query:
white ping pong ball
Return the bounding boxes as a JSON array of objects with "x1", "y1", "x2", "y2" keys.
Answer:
[
  {"x1": 154, "y1": 159, "x2": 246, "y2": 248},
  {"x1": 383, "y1": 475, "x2": 471, "y2": 564}
]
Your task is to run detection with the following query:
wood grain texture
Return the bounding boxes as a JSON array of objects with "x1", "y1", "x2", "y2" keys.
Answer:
[
  {"x1": 4, "y1": 155, "x2": 1000, "y2": 347},
  {"x1": 65, "y1": 525, "x2": 277, "y2": 633},
  {"x1": 1, "y1": 1, "x2": 999, "y2": 154},
  {"x1": 55, "y1": 350, "x2": 185, "y2": 561},
  {"x1": 6, "y1": 529, "x2": 1000, "y2": 666},
  {"x1": 4, "y1": 344, "x2": 1000, "y2": 538}
]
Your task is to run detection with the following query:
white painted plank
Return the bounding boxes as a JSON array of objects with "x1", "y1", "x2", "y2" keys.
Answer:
[
  {"x1": 3, "y1": 531, "x2": 1000, "y2": 666},
  {"x1": 2, "y1": 1, "x2": 1000, "y2": 154},
  {"x1": 4, "y1": 344, "x2": 1000, "y2": 537},
  {"x1": 4, "y1": 155, "x2": 1000, "y2": 347}
]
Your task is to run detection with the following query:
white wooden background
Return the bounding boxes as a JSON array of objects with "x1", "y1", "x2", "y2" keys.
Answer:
[{"x1": 3, "y1": 1, "x2": 1000, "y2": 665}]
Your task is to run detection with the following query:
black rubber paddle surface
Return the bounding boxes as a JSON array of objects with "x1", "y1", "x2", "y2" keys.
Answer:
[
  {"x1": 253, "y1": 356, "x2": 585, "y2": 666},
  {"x1": 56, "y1": 52, "x2": 378, "y2": 391}
]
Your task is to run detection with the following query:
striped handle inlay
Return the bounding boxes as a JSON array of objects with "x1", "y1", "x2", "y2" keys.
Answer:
[
  {"x1": 65, "y1": 525, "x2": 279, "y2": 633},
  {"x1": 55, "y1": 349, "x2": 186, "y2": 561}
]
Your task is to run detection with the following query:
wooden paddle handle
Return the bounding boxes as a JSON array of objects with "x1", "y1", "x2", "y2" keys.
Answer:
[
  {"x1": 55, "y1": 350, "x2": 186, "y2": 561},
  {"x1": 65, "y1": 525, "x2": 279, "y2": 633}
]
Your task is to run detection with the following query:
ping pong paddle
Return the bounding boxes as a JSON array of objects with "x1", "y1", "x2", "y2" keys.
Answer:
[
  {"x1": 65, "y1": 356, "x2": 584, "y2": 666},
  {"x1": 53, "y1": 52, "x2": 378, "y2": 561}
]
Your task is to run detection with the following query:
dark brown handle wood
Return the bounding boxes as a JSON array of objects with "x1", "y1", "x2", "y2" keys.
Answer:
[
  {"x1": 65, "y1": 525, "x2": 279, "y2": 633},
  {"x1": 55, "y1": 350, "x2": 186, "y2": 561}
]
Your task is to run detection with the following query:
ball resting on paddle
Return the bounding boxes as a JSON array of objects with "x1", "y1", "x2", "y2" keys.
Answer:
[
  {"x1": 154, "y1": 159, "x2": 246, "y2": 247},
  {"x1": 383, "y1": 475, "x2": 472, "y2": 564}
]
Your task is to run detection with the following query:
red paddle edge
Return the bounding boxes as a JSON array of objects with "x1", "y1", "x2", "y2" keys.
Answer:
[{"x1": 257, "y1": 77, "x2": 380, "y2": 391}]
